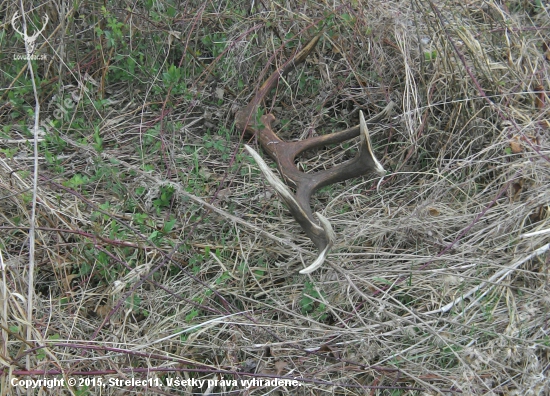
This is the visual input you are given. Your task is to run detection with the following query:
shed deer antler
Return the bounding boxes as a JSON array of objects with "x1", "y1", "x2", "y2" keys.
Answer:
[{"x1": 236, "y1": 34, "x2": 392, "y2": 274}]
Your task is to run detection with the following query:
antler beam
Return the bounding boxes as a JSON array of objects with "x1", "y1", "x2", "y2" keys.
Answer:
[{"x1": 236, "y1": 34, "x2": 391, "y2": 274}]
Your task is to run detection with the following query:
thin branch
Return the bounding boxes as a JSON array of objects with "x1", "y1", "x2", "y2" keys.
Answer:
[{"x1": 17, "y1": 2, "x2": 42, "y2": 375}]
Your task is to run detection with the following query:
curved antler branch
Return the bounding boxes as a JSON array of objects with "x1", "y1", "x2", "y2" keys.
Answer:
[
  {"x1": 11, "y1": 12, "x2": 24, "y2": 36},
  {"x1": 235, "y1": 33, "x2": 322, "y2": 135},
  {"x1": 237, "y1": 34, "x2": 390, "y2": 273}
]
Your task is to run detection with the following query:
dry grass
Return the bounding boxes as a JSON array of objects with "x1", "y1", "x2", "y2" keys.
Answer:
[{"x1": 1, "y1": 0, "x2": 549, "y2": 394}]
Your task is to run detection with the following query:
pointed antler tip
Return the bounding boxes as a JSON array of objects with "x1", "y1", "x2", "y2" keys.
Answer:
[
  {"x1": 298, "y1": 212, "x2": 335, "y2": 274},
  {"x1": 359, "y1": 111, "x2": 386, "y2": 176}
]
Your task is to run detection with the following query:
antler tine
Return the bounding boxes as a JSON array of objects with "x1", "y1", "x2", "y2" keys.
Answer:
[
  {"x1": 11, "y1": 12, "x2": 24, "y2": 36},
  {"x1": 34, "y1": 15, "x2": 49, "y2": 38},
  {"x1": 238, "y1": 34, "x2": 389, "y2": 274},
  {"x1": 235, "y1": 33, "x2": 322, "y2": 134}
]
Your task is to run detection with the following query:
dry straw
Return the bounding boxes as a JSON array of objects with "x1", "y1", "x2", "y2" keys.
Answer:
[{"x1": 1, "y1": 0, "x2": 549, "y2": 394}]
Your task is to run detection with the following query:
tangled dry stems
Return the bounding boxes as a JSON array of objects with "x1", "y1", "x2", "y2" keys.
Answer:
[{"x1": 1, "y1": 0, "x2": 549, "y2": 394}]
